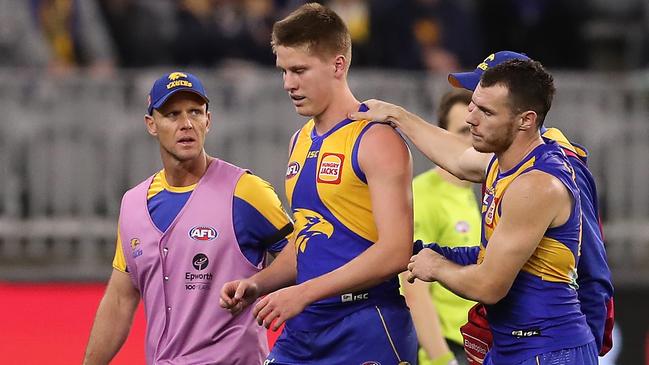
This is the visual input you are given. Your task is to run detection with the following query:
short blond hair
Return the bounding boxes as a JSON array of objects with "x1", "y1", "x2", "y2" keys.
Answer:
[{"x1": 271, "y1": 3, "x2": 352, "y2": 61}]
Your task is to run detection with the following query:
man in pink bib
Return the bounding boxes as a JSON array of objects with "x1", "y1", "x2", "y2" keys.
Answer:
[{"x1": 83, "y1": 71, "x2": 293, "y2": 364}]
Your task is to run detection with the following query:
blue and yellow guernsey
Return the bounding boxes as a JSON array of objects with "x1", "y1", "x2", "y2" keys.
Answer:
[
  {"x1": 479, "y1": 141, "x2": 594, "y2": 363},
  {"x1": 285, "y1": 106, "x2": 401, "y2": 331}
]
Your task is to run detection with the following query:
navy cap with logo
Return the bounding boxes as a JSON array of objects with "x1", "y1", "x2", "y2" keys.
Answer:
[
  {"x1": 147, "y1": 71, "x2": 209, "y2": 115},
  {"x1": 448, "y1": 51, "x2": 530, "y2": 91}
]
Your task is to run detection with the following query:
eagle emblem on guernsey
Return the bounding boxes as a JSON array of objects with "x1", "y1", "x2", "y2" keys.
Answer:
[{"x1": 293, "y1": 208, "x2": 334, "y2": 253}]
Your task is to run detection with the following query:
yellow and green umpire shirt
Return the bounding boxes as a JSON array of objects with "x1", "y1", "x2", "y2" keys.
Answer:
[{"x1": 412, "y1": 169, "x2": 481, "y2": 350}]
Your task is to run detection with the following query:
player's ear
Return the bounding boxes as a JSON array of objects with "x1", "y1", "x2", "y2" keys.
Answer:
[
  {"x1": 334, "y1": 55, "x2": 346, "y2": 77},
  {"x1": 144, "y1": 114, "x2": 157, "y2": 136},
  {"x1": 205, "y1": 110, "x2": 212, "y2": 132},
  {"x1": 518, "y1": 110, "x2": 537, "y2": 131}
]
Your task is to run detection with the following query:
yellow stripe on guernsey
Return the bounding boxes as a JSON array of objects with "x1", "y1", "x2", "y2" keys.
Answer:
[
  {"x1": 236, "y1": 173, "x2": 293, "y2": 230},
  {"x1": 147, "y1": 169, "x2": 196, "y2": 200},
  {"x1": 286, "y1": 119, "x2": 378, "y2": 244},
  {"x1": 479, "y1": 156, "x2": 576, "y2": 283},
  {"x1": 542, "y1": 127, "x2": 588, "y2": 159}
]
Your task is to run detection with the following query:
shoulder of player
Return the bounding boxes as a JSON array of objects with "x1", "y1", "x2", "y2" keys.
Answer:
[
  {"x1": 359, "y1": 122, "x2": 401, "y2": 137},
  {"x1": 357, "y1": 124, "x2": 408, "y2": 156},
  {"x1": 503, "y1": 170, "x2": 568, "y2": 209},
  {"x1": 357, "y1": 124, "x2": 410, "y2": 172},
  {"x1": 234, "y1": 172, "x2": 274, "y2": 202},
  {"x1": 288, "y1": 127, "x2": 301, "y2": 149}
]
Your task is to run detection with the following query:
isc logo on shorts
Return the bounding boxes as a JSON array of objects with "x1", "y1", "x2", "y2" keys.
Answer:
[
  {"x1": 317, "y1": 153, "x2": 344, "y2": 184},
  {"x1": 189, "y1": 226, "x2": 218, "y2": 241}
]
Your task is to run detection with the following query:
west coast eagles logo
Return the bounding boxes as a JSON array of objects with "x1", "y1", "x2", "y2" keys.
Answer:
[
  {"x1": 166, "y1": 71, "x2": 192, "y2": 89},
  {"x1": 477, "y1": 53, "x2": 496, "y2": 71},
  {"x1": 130, "y1": 238, "x2": 140, "y2": 248},
  {"x1": 130, "y1": 238, "x2": 143, "y2": 259},
  {"x1": 168, "y1": 72, "x2": 188, "y2": 80},
  {"x1": 293, "y1": 209, "x2": 333, "y2": 252}
]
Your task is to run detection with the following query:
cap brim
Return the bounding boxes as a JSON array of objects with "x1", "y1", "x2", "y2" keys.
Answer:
[
  {"x1": 448, "y1": 72, "x2": 480, "y2": 91},
  {"x1": 149, "y1": 88, "x2": 209, "y2": 115}
]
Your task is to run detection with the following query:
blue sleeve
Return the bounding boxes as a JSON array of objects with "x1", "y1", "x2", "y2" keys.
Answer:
[
  {"x1": 572, "y1": 157, "x2": 614, "y2": 352},
  {"x1": 233, "y1": 197, "x2": 293, "y2": 266},
  {"x1": 414, "y1": 240, "x2": 480, "y2": 266},
  {"x1": 232, "y1": 173, "x2": 294, "y2": 267}
]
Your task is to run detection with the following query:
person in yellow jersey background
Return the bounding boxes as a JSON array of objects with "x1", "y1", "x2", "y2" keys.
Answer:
[{"x1": 401, "y1": 89, "x2": 478, "y2": 365}]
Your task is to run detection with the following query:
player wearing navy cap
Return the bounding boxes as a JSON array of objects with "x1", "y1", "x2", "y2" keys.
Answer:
[
  {"x1": 83, "y1": 71, "x2": 293, "y2": 364},
  {"x1": 146, "y1": 71, "x2": 209, "y2": 115},
  {"x1": 351, "y1": 58, "x2": 600, "y2": 364},
  {"x1": 445, "y1": 51, "x2": 615, "y2": 362}
]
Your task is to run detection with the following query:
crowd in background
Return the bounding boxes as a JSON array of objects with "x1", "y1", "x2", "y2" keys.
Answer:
[{"x1": 2, "y1": 0, "x2": 648, "y2": 76}]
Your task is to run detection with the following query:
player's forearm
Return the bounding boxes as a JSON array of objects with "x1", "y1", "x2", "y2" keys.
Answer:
[
  {"x1": 401, "y1": 277, "x2": 452, "y2": 360},
  {"x1": 299, "y1": 240, "x2": 411, "y2": 304},
  {"x1": 390, "y1": 107, "x2": 475, "y2": 181},
  {"x1": 83, "y1": 293, "x2": 139, "y2": 365},
  {"x1": 251, "y1": 244, "x2": 297, "y2": 296},
  {"x1": 434, "y1": 260, "x2": 508, "y2": 305}
]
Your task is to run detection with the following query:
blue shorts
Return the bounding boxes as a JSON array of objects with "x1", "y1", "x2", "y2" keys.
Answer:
[
  {"x1": 266, "y1": 302, "x2": 418, "y2": 365},
  {"x1": 484, "y1": 341, "x2": 598, "y2": 365}
]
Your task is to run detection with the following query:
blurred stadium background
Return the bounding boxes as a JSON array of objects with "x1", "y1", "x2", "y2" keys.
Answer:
[{"x1": 0, "y1": 0, "x2": 648, "y2": 364}]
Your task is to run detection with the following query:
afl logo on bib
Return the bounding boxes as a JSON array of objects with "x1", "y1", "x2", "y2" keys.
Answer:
[
  {"x1": 189, "y1": 226, "x2": 218, "y2": 241},
  {"x1": 286, "y1": 161, "x2": 300, "y2": 179},
  {"x1": 317, "y1": 153, "x2": 344, "y2": 184}
]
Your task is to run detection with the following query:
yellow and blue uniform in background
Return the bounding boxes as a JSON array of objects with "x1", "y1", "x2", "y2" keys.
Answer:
[
  {"x1": 113, "y1": 170, "x2": 292, "y2": 271},
  {"x1": 480, "y1": 141, "x2": 596, "y2": 364},
  {"x1": 541, "y1": 127, "x2": 614, "y2": 356},
  {"x1": 269, "y1": 105, "x2": 418, "y2": 364}
]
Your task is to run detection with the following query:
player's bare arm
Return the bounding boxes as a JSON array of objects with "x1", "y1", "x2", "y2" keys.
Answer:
[
  {"x1": 83, "y1": 269, "x2": 140, "y2": 365},
  {"x1": 408, "y1": 171, "x2": 573, "y2": 304},
  {"x1": 350, "y1": 99, "x2": 491, "y2": 182},
  {"x1": 252, "y1": 124, "x2": 413, "y2": 329},
  {"x1": 310, "y1": 123, "x2": 414, "y2": 289},
  {"x1": 401, "y1": 275, "x2": 453, "y2": 360}
]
